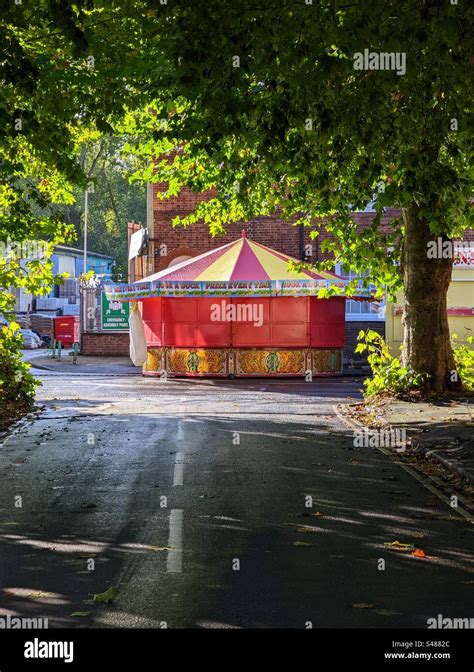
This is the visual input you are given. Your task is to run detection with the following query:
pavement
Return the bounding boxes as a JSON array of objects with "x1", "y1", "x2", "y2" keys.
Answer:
[
  {"x1": 344, "y1": 397, "x2": 474, "y2": 484},
  {"x1": 24, "y1": 350, "x2": 369, "y2": 377},
  {"x1": 0, "y1": 372, "x2": 472, "y2": 629},
  {"x1": 23, "y1": 350, "x2": 141, "y2": 376}
]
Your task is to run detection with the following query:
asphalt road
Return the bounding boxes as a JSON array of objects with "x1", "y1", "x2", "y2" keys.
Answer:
[{"x1": 0, "y1": 373, "x2": 472, "y2": 628}]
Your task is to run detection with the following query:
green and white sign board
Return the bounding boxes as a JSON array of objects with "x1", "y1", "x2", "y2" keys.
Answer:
[{"x1": 101, "y1": 291, "x2": 130, "y2": 331}]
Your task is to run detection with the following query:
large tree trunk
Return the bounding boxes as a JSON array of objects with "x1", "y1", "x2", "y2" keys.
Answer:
[{"x1": 400, "y1": 203, "x2": 460, "y2": 394}]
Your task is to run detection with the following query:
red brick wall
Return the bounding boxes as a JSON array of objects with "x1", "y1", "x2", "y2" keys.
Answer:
[
  {"x1": 153, "y1": 183, "x2": 302, "y2": 267},
  {"x1": 82, "y1": 332, "x2": 130, "y2": 356},
  {"x1": 152, "y1": 181, "x2": 404, "y2": 270}
]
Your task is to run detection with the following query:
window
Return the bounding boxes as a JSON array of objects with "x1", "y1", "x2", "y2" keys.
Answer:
[{"x1": 335, "y1": 264, "x2": 385, "y2": 321}]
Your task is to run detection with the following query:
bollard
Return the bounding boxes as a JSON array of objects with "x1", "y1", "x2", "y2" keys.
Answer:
[
  {"x1": 51, "y1": 338, "x2": 57, "y2": 358},
  {"x1": 57, "y1": 341, "x2": 62, "y2": 360},
  {"x1": 72, "y1": 342, "x2": 79, "y2": 364}
]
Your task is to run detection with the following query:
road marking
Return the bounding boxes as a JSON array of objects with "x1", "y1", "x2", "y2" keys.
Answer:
[
  {"x1": 177, "y1": 421, "x2": 185, "y2": 442},
  {"x1": 173, "y1": 452, "x2": 185, "y2": 486},
  {"x1": 166, "y1": 509, "x2": 183, "y2": 573}
]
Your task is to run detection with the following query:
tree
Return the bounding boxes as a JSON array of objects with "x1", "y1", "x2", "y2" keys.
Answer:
[
  {"x1": 1, "y1": 0, "x2": 472, "y2": 400},
  {"x1": 65, "y1": 137, "x2": 146, "y2": 281},
  {"x1": 1, "y1": 3, "x2": 117, "y2": 414},
  {"x1": 0, "y1": 1, "x2": 146, "y2": 414},
  {"x1": 120, "y1": 0, "x2": 472, "y2": 393}
]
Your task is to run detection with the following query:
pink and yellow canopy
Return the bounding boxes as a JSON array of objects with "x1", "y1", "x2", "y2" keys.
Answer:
[
  {"x1": 105, "y1": 232, "x2": 370, "y2": 300},
  {"x1": 147, "y1": 230, "x2": 339, "y2": 283}
]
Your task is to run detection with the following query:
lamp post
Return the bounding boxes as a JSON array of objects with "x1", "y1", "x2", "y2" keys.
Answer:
[
  {"x1": 84, "y1": 187, "x2": 88, "y2": 280},
  {"x1": 80, "y1": 188, "x2": 89, "y2": 352}
]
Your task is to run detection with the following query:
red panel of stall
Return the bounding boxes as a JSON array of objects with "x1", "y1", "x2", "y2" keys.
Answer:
[
  {"x1": 164, "y1": 298, "x2": 197, "y2": 323},
  {"x1": 310, "y1": 322, "x2": 345, "y2": 347},
  {"x1": 195, "y1": 324, "x2": 231, "y2": 347},
  {"x1": 197, "y1": 297, "x2": 223, "y2": 323},
  {"x1": 271, "y1": 323, "x2": 309, "y2": 346},
  {"x1": 310, "y1": 296, "x2": 345, "y2": 322},
  {"x1": 270, "y1": 297, "x2": 309, "y2": 323},
  {"x1": 162, "y1": 298, "x2": 196, "y2": 346},
  {"x1": 309, "y1": 297, "x2": 345, "y2": 347},
  {"x1": 268, "y1": 297, "x2": 309, "y2": 346},
  {"x1": 164, "y1": 321, "x2": 196, "y2": 346},
  {"x1": 141, "y1": 298, "x2": 162, "y2": 346},
  {"x1": 231, "y1": 298, "x2": 271, "y2": 346},
  {"x1": 195, "y1": 297, "x2": 231, "y2": 346}
]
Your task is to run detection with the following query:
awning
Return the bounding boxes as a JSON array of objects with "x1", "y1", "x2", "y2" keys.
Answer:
[{"x1": 106, "y1": 231, "x2": 373, "y2": 300}]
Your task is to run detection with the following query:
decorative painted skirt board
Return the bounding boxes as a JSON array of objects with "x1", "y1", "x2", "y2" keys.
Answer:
[{"x1": 143, "y1": 348, "x2": 342, "y2": 377}]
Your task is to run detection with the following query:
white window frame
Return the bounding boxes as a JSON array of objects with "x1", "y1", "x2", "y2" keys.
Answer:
[{"x1": 335, "y1": 263, "x2": 386, "y2": 322}]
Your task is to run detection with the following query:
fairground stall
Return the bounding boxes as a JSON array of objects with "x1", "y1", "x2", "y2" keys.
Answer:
[{"x1": 105, "y1": 232, "x2": 367, "y2": 377}]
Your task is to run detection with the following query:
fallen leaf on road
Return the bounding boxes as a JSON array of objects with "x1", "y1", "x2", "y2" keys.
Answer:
[
  {"x1": 293, "y1": 541, "x2": 312, "y2": 547},
  {"x1": 352, "y1": 603, "x2": 375, "y2": 609},
  {"x1": 383, "y1": 541, "x2": 411, "y2": 551},
  {"x1": 93, "y1": 587, "x2": 117, "y2": 603},
  {"x1": 296, "y1": 527, "x2": 320, "y2": 533},
  {"x1": 70, "y1": 611, "x2": 92, "y2": 617},
  {"x1": 412, "y1": 548, "x2": 427, "y2": 558},
  {"x1": 312, "y1": 512, "x2": 323, "y2": 517},
  {"x1": 26, "y1": 591, "x2": 47, "y2": 600}
]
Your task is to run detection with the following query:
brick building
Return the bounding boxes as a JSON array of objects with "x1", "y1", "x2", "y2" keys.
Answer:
[{"x1": 131, "y1": 183, "x2": 400, "y2": 364}]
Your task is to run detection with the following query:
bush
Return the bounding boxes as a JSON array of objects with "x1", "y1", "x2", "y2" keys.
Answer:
[
  {"x1": 355, "y1": 329, "x2": 425, "y2": 397},
  {"x1": 452, "y1": 334, "x2": 474, "y2": 391},
  {"x1": 0, "y1": 320, "x2": 39, "y2": 421}
]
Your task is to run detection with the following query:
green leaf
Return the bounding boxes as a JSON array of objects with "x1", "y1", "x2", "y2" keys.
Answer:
[{"x1": 93, "y1": 586, "x2": 118, "y2": 603}]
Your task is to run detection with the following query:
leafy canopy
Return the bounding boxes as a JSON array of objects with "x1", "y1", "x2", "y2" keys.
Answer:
[{"x1": 121, "y1": 0, "x2": 472, "y2": 298}]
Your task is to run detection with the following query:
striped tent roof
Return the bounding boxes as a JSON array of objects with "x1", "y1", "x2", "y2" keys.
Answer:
[
  {"x1": 103, "y1": 231, "x2": 372, "y2": 301},
  {"x1": 145, "y1": 230, "x2": 341, "y2": 283}
]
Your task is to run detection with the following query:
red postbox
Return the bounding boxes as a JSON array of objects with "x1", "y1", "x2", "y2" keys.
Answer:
[{"x1": 54, "y1": 316, "x2": 80, "y2": 345}]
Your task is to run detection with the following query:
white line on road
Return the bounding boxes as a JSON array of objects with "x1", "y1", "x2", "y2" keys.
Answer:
[
  {"x1": 177, "y1": 421, "x2": 185, "y2": 441},
  {"x1": 166, "y1": 509, "x2": 183, "y2": 573},
  {"x1": 173, "y1": 452, "x2": 185, "y2": 486}
]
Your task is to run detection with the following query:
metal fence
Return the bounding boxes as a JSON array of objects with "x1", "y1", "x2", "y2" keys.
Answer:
[{"x1": 81, "y1": 284, "x2": 102, "y2": 333}]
